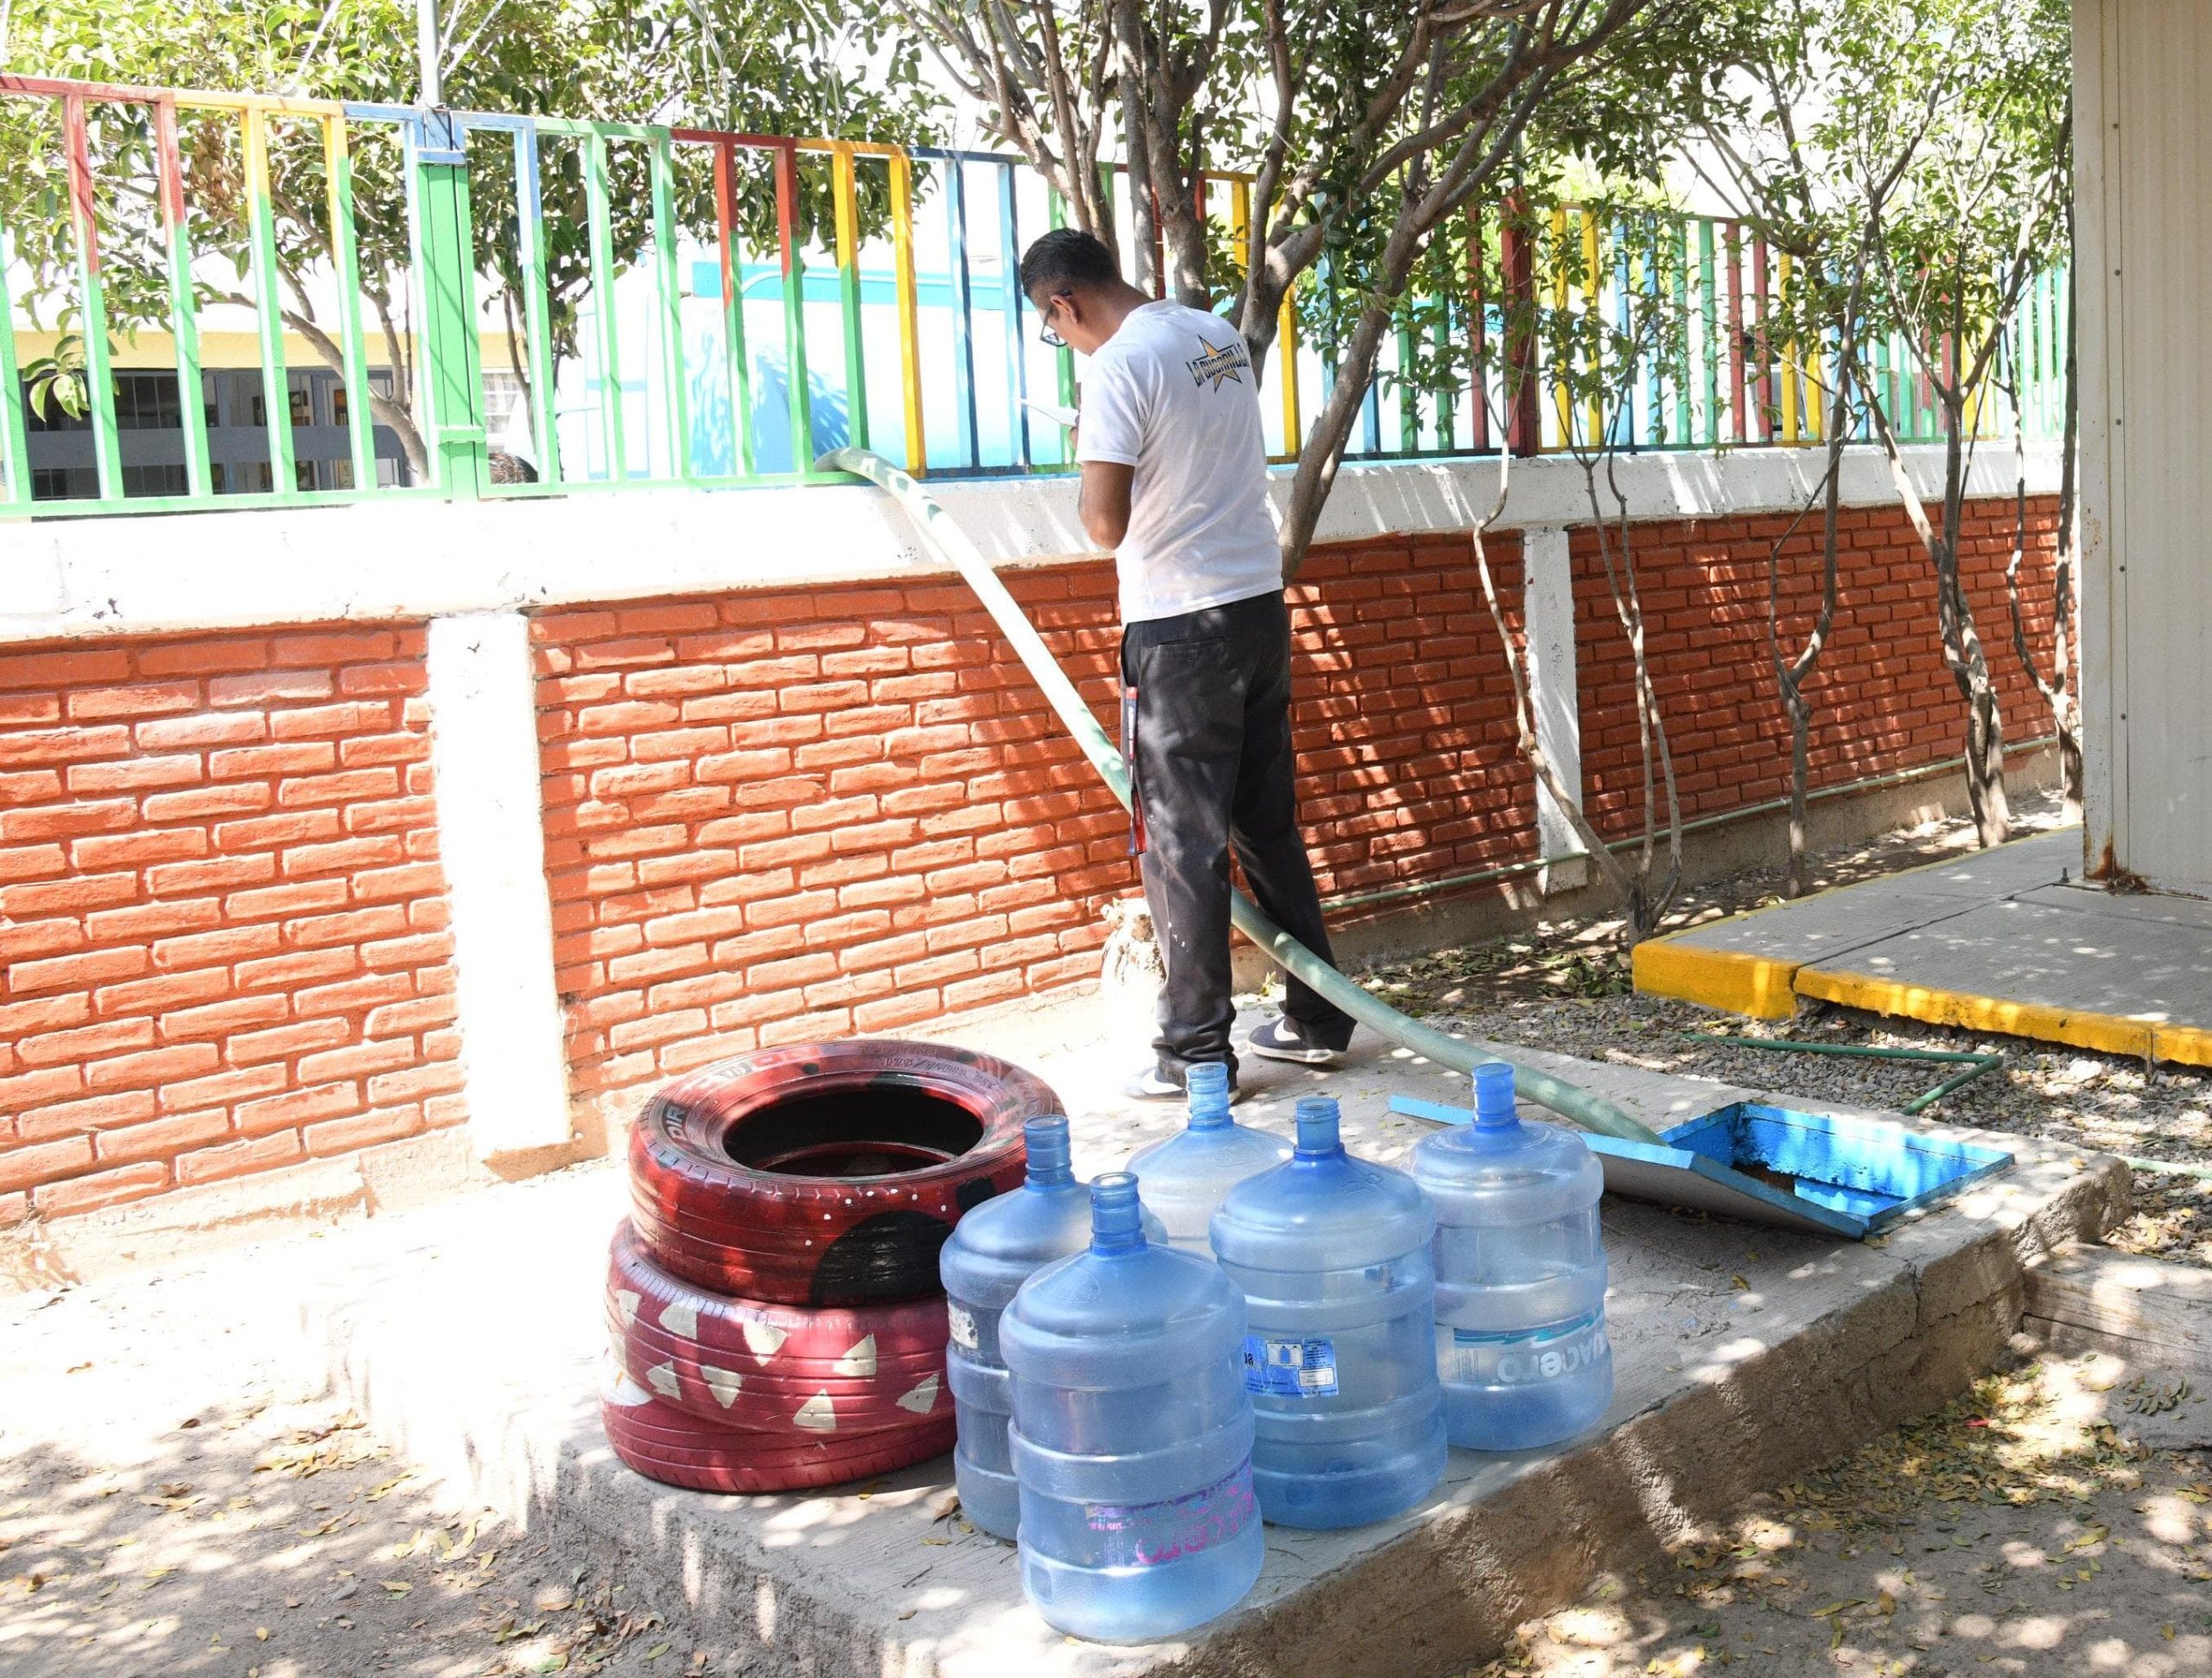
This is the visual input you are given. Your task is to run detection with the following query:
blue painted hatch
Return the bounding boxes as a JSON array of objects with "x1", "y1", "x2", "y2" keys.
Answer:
[{"x1": 1389, "y1": 1096, "x2": 2014, "y2": 1239}]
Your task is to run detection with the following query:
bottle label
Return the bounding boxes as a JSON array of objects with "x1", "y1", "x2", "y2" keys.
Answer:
[
  {"x1": 945, "y1": 1300, "x2": 978, "y2": 1351},
  {"x1": 1241, "y1": 1333, "x2": 1339, "y2": 1398},
  {"x1": 1081, "y1": 1461, "x2": 1257, "y2": 1567},
  {"x1": 1447, "y1": 1309, "x2": 1609, "y2": 1386}
]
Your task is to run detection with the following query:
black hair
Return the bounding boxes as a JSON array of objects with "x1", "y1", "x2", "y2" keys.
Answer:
[{"x1": 1019, "y1": 228, "x2": 1122, "y2": 300}]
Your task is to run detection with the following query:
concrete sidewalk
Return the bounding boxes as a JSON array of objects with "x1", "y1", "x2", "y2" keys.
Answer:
[
  {"x1": 1634, "y1": 827, "x2": 2212, "y2": 1066},
  {"x1": 297, "y1": 988, "x2": 2123, "y2": 1678}
]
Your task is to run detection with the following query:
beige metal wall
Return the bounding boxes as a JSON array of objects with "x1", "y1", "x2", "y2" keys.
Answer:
[{"x1": 2076, "y1": 0, "x2": 2212, "y2": 893}]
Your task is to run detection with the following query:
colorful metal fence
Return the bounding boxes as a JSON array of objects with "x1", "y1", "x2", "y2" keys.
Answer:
[{"x1": 0, "y1": 73, "x2": 2070, "y2": 518}]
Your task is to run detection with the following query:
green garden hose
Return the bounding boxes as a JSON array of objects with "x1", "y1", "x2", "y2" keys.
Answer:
[
  {"x1": 1680, "y1": 1034, "x2": 2003, "y2": 1115},
  {"x1": 821, "y1": 446, "x2": 1666, "y2": 1147}
]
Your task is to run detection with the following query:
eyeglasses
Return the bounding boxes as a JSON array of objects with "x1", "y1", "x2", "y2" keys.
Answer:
[{"x1": 1037, "y1": 292, "x2": 1071, "y2": 350}]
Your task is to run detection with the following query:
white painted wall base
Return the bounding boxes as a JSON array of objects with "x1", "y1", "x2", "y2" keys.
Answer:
[
  {"x1": 0, "y1": 443, "x2": 2062, "y2": 649},
  {"x1": 424, "y1": 612, "x2": 575, "y2": 1161}
]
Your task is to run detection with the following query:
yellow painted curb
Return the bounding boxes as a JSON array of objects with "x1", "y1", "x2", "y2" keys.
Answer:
[
  {"x1": 1632, "y1": 938, "x2": 1801, "y2": 1020},
  {"x1": 2150, "y1": 1024, "x2": 2212, "y2": 1070},
  {"x1": 1795, "y1": 966, "x2": 2157, "y2": 1059}
]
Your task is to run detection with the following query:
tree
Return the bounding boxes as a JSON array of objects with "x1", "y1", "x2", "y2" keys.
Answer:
[
  {"x1": 892, "y1": 0, "x2": 1692, "y2": 580},
  {"x1": 1841, "y1": 0, "x2": 2071, "y2": 849},
  {"x1": 1649, "y1": 0, "x2": 1945, "y2": 893},
  {"x1": 1997, "y1": 199, "x2": 2082, "y2": 822},
  {"x1": 0, "y1": 0, "x2": 939, "y2": 477},
  {"x1": 1464, "y1": 186, "x2": 1692, "y2": 941}
]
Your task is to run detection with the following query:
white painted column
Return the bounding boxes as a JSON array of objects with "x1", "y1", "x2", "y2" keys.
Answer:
[
  {"x1": 425, "y1": 611, "x2": 574, "y2": 1160},
  {"x1": 1521, "y1": 526, "x2": 1590, "y2": 894}
]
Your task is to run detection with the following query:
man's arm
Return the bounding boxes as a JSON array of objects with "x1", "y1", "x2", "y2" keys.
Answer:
[{"x1": 1078, "y1": 461, "x2": 1135, "y2": 551}]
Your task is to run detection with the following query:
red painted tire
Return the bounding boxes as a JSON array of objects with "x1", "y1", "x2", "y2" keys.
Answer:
[
  {"x1": 627, "y1": 1039, "x2": 1055, "y2": 1305},
  {"x1": 607, "y1": 1222, "x2": 950, "y2": 1435},
  {"x1": 601, "y1": 1361, "x2": 957, "y2": 1495}
]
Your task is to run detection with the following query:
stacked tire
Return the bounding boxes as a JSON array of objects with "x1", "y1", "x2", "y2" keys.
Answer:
[{"x1": 602, "y1": 1039, "x2": 1058, "y2": 1494}]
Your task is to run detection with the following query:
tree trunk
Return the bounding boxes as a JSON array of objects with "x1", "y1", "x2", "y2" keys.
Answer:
[{"x1": 1786, "y1": 690, "x2": 1812, "y2": 898}]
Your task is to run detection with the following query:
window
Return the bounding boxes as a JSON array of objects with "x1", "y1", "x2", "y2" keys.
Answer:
[
  {"x1": 32, "y1": 467, "x2": 94, "y2": 499},
  {"x1": 123, "y1": 463, "x2": 188, "y2": 498},
  {"x1": 289, "y1": 385, "x2": 312, "y2": 428},
  {"x1": 114, "y1": 372, "x2": 183, "y2": 431},
  {"x1": 333, "y1": 385, "x2": 349, "y2": 428}
]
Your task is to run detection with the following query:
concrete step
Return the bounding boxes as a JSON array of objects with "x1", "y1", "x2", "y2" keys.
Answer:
[{"x1": 297, "y1": 1019, "x2": 2124, "y2": 1677}]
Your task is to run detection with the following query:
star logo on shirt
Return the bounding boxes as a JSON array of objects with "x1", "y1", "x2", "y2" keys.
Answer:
[{"x1": 1185, "y1": 336, "x2": 1248, "y2": 391}]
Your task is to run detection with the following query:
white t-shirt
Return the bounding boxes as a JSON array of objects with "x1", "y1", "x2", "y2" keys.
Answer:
[{"x1": 1076, "y1": 301, "x2": 1283, "y2": 624}]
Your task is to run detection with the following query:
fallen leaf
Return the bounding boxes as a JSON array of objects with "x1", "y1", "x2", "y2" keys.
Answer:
[
  {"x1": 381, "y1": 1580, "x2": 412, "y2": 1596},
  {"x1": 644, "y1": 1643, "x2": 671, "y2": 1662},
  {"x1": 1876, "y1": 1591, "x2": 1896, "y2": 1616}
]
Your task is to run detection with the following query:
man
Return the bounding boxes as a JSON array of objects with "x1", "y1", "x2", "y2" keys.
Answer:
[{"x1": 1018, "y1": 227, "x2": 1356, "y2": 1099}]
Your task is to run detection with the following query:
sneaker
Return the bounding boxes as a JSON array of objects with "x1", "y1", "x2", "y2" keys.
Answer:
[
  {"x1": 1122, "y1": 1064, "x2": 1243, "y2": 1103},
  {"x1": 1246, "y1": 1016, "x2": 1344, "y2": 1066}
]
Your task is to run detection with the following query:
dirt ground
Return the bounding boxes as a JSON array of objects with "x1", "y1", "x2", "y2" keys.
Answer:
[
  {"x1": 0, "y1": 1255, "x2": 708, "y2": 1677},
  {"x1": 1462, "y1": 1356, "x2": 2212, "y2": 1678}
]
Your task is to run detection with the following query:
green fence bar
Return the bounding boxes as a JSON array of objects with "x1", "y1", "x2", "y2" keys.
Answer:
[
  {"x1": 772, "y1": 141, "x2": 812, "y2": 476},
  {"x1": 0, "y1": 223, "x2": 28, "y2": 507},
  {"x1": 153, "y1": 98, "x2": 213, "y2": 499},
  {"x1": 709, "y1": 142, "x2": 756, "y2": 477},
  {"x1": 512, "y1": 125, "x2": 560, "y2": 486},
  {"x1": 322, "y1": 117, "x2": 378, "y2": 495},
  {"x1": 408, "y1": 109, "x2": 488, "y2": 493},
  {"x1": 1698, "y1": 219, "x2": 1718, "y2": 446},
  {"x1": 1669, "y1": 217, "x2": 1690, "y2": 447},
  {"x1": 1433, "y1": 302, "x2": 1455, "y2": 453},
  {"x1": 649, "y1": 131, "x2": 690, "y2": 481},
  {"x1": 1396, "y1": 306, "x2": 1420, "y2": 453},
  {"x1": 63, "y1": 93, "x2": 124, "y2": 499},
  {"x1": 582, "y1": 130, "x2": 626, "y2": 480}
]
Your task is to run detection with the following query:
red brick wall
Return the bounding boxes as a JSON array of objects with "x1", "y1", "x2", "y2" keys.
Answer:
[
  {"x1": 1291, "y1": 534, "x2": 1535, "y2": 898},
  {"x1": 1575, "y1": 497, "x2": 2063, "y2": 836},
  {"x1": 0, "y1": 630, "x2": 462, "y2": 1226},
  {"x1": 533, "y1": 532, "x2": 1534, "y2": 1127},
  {"x1": 0, "y1": 496, "x2": 2066, "y2": 1223}
]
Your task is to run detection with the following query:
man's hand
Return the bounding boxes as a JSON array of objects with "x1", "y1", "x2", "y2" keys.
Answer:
[{"x1": 1078, "y1": 461, "x2": 1135, "y2": 551}]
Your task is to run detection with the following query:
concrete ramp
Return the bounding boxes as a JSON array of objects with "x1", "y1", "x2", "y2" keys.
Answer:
[
  {"x1": 299, "y1": 996, "x2": 2122, "y2": 1677},
  {"x1": 1635, "y1": 829, "x2": 2212, "y2": 1065}
]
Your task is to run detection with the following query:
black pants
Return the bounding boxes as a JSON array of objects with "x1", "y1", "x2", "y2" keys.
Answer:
[{"x1": 1121, "y1": 590, "x2": 1354, "y2": 1080}]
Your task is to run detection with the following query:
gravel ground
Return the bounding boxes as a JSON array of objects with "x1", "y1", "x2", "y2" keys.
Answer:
[
  {"x1": 1337, "y1": 788, "x2": 2212, "y2": 1272},
  {"x1": 1461, "y1": 1355, "x2": 2212, "y2": 1678}
]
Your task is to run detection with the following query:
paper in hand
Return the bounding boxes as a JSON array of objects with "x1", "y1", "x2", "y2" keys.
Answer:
[{"x1": 1020, "y1": 398, "x2": 1080, "y2": 431}]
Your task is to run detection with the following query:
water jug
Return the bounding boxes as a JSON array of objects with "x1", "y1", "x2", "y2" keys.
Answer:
[
  {"x1": 1408, "y1": 1060, "x2": 1613, "y2": 1452},
  {"x1": 1126, "y1": 1061, "x2": 1291, "y2": 1252},
  {"x1": 1000, "y1": 1173, "x2": 1263, "y2": 1643},
  {"x1": 1210, "y1": 1096, "x2": 1447, "y2": 1529},
  {"x1": 938, "y1": 1115, "x2": 1163, "y2": 1540}
]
